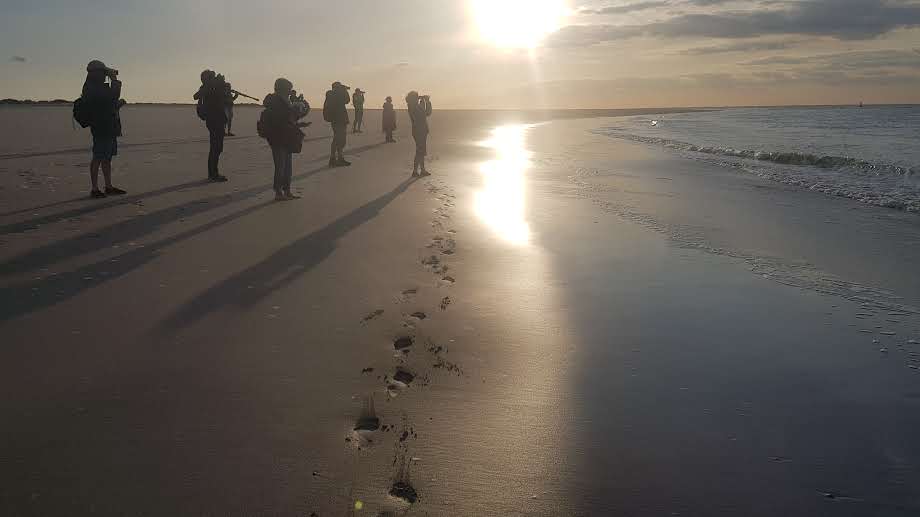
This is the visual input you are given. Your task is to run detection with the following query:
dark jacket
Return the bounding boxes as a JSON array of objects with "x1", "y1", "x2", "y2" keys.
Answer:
[
  {"x1": 408, "y1": 98, "x2": 432, "y2": 135},
  {"x1": 382, "y1": 101, "x2": 397, "y2": 130},
  {"x1": 198, "y1": 83, "x2": 229, "y2": 126},
  {"x1": 82, "y1": 77, "x2": 122, "y2": 137},
  {"x1": 324, "y1": 89, "x2": 350, "y2": 125},
  {"x1": 353, "y1": 92, "x2": 365, "y2": 110},
  {"x1": 263, "y1": 93, "x2": 301, "y2": 150}
]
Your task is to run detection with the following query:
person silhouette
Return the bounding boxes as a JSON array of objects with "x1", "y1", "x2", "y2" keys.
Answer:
[
  {"x1": 323, "y1": 81, "x2": 351, "y2": 167},
  {"x1": 262, "y1": 78, "x2": 310, "y2": 201},
  {"x1": 382, "y1": 96, "x2": 397, "y2": 143},
  {"x1": 224, "y1": 82, "x2": 239, "y2": 136},
  {"x1": 352, "y1": 88, "x2": 366, "y2": 133},
  {"x1": 406, "y1": 91, "x2": 432, "y2": 177},
  {"x1": 81, "y1": 60, "x2": 127, "y2": 198},
  {"x1": 194, "y1": 70, "x2": 229, "y2": 182}
]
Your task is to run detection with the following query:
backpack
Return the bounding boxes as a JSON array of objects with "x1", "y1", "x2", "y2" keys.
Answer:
[
  {"x1": 73, "y1": 97, "x2": 92, "y2": 128},
  {"x1": 322, "y1": 91, "x2": 334, "y2": 123},
  {"x1": 257, "y1": 109, "x2": 270, "y2": 139},
  {"x1": 196, "y1": 99, "x2": 207, "y2": 121}
]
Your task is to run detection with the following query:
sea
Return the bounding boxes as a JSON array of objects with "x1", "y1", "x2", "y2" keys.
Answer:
[{"x1": 593, "y1": 105, "x2": 920, "y2": 212}]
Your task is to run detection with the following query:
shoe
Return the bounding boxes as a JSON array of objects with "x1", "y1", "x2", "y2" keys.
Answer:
[
  {"x1": 208, "y1": 175, "x2": 228, "y2": 182},
  {"x1": 274, "y1": 191, "x2": 286, "y2": 201},
  {"x1": 104, "y1": 186, "x2": 127, "y2": 195},
  {"x1": 411, "y1": 171, "x2": 419, "y2": 177},
  {"x1": 283, "y1": 191, "x2": 301, "y2": 200},
  {"x1": 419, "y1": 170, "x2": 431, "y2": 177},
  {"x1": 226, "y1": 132, "x2": 235, "y2": 137},
  {"x1": 90, "y1": 189, "x2": 106, "y2": 199},
  {"x1": 337, "y1": 159, "x2": 351, "y2": 166}
]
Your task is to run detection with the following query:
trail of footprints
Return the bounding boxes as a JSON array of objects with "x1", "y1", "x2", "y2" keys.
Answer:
[{"x1": 335, "y1": 180, "x2": 463, "y2": 514}]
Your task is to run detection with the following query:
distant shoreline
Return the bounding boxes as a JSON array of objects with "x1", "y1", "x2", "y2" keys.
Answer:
[{"x1": 1, "y1": 99, "x2": 916, "y2": 111}]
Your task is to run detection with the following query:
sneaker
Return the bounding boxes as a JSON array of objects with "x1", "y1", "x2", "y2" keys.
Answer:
[
  {"x1": 90, "y1": 189, "x2": 106, "y2": 199},
  {"x1": 336, "y1": 159, "x2": 351, "y2": 166},
  {"x1": 283, "y1": 191, "x2": 301, "y2": 200},
  {"x1": 226, "y1": 132, "x2": 236, "y2": 137},
  {"x1": 208, "y1": 175, "x2": 228, "y2": 183},
  {"x1": 419, "y1": 170, "x2": 431, "y2": 177},
  {"x1": 104, "y1": 186, "x2": 127, "y2": 195}
]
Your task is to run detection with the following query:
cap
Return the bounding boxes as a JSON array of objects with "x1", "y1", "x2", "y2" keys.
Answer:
[
  {"x1": 332, "y1": 81, "x2": 350, "y2": 90},
  {"x1": 87, "y1": 60, "x2": 108, "y2": 72},
  {"x1": 355, "y1": 88, "x2": 365, "y2": 94}
]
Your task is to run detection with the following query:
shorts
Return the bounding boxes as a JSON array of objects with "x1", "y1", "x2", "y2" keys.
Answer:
[
  {"x1": 92, "y1": 134, "x2": 118, "y2": 161},
  {"x1": 332, "y1": 123, "x2": 347, "y2": 150}
]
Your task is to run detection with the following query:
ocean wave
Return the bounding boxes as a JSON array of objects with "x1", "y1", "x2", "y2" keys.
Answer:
[
  {"x1": 598, "y1": 131, "x2": 916, "y2": 177},
  {"x1": 593, "y1": 129, "x2": 920, "y2": 212}
]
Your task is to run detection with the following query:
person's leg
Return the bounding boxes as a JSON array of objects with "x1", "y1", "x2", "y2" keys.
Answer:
[
  {"x1": 420, "y1": 134, "x2": 429, "y2": 174},
  {"x1": 283, "y1": 152, "x2": 297, "y2": 197},
  {"x1": 90, "y1": 158, "x2": 102, "y2": 193},
  {"x1": 272, "y1": 145, "x2": 284, "y2": 196},
  {"x1": 101, "y1": 160, "x2": 113, "y2": 188},
  {"x1": 208, "y1": 124, "x2": 226, "y2": 179}
]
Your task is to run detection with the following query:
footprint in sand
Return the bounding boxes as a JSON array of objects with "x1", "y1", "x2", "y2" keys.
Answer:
[
  {"x1": 441, "y1": 276, "x2": 456, "y2": 284},
  {"x1": 362, "y1": 309, "x2": 385, "y2": 323},
  {"x1": 389, "y1": 451, "x2": 419, "y2": 504},
  {"x1": 393, "y1": 336, "x2": 414, "y2": 352},
  {"x1": 440, "y1": 296, "x2": 452, "y2": 311},
  {"x1": 409, "y1": 311, "x2": 427, "y2": 320},
  {"x1": 354, "y1": 395, "x2": 381, "y2": 432}
]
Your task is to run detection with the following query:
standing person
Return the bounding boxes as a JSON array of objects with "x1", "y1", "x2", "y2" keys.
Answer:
[
  {"x1": 193, "y1": 70, "x2": 229, "y2": 182},
  {"x1": 382, "y1": 96, "x2": 397, "y2": 143},
  {"x1": 262, "y1": 78, "x2": 309, "y2": 201},
  {"x1": 81, "y1": 60, "x2": 126, "y2": 198},
  {"x1": 323, "y1": 81, "x2": 351, "y2": 167},
  {"x1": 224, "y1": 82, "x2": 239, "y2": 136},
  {"x1": 352, "y1": 88, "x2": 366, "y2": 133},
  {"x1": 406, "y1": 91, "x2": 432, "y2": 177}
]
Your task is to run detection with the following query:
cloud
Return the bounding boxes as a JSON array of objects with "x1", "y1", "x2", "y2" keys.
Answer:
[
  {"x1": 741, "y1": 49, "x2": 920, "y2": 71},
  {"x1": 681, "y1": 39, "x2": 802, "y2": 55},
  {"x1": 582, "y1": 1, "x2": 671, "y2": 14},
  {"x1": 551, "y1": 0, "x2": 920, "y2": 46},
  {"x1": 10, "y1": 56, "x2": 27, "y2": 63}
]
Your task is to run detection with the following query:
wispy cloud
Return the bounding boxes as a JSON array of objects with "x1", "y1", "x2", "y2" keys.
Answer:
[
  {"x1": 552, "y1": 0, "x2": 920, "y2": 47},
  {"x1": 10, "y1": 56, "x2": 27, "y2": 63}
]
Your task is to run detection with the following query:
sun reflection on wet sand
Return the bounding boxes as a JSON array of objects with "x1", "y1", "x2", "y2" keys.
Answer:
[{"x1": 474, "y1": 125, "x2": 534, "y2": 245}]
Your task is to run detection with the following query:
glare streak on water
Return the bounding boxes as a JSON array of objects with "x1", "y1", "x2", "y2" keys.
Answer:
[
  {"x1": 595, "y1": 106, "x2": 920, "y2": 211},
  {"x1": 474, "y1": 125, "x2": 533, "y2": 245}
]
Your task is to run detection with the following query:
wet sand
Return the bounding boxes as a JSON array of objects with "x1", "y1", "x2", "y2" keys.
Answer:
[{"x1": 1, "y1": 107, "x2": 919, "y2": 516}]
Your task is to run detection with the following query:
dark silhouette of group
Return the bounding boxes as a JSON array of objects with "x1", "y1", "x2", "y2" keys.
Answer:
[{"x1": 75, "y1": 60, "x2": 434, "y2": 199}]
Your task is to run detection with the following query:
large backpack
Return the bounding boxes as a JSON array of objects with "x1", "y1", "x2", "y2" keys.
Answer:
[
  {"x1": 256, "y1": 109, "x2": 270, "y2": 139},
  {"x1": 73, "y1": 97, "x2": 92, "y2": 128},
  {"x1": 322, "y1": 91, "x2": 334, "y2": 123},
  {"x1": 196, "y1": 98, "x2": 207, "y2": 121}
]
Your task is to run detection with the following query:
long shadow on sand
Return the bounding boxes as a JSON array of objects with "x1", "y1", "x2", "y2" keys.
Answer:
[
  {"x1": 0, "y1": 143, "x2": 387, "y2": 277},
  {"x1": 156, "y1": 176, "x2": 419, "y2": 333},
  {"x1": 0, "y1": 136, "x2": 335, "y2": 233},
  {"x1": 0, "y1": 199, "x2": 277, "y2": 322}
]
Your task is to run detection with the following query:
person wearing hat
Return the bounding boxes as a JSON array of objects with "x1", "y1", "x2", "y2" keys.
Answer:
[
  {"x1": 406, "y1": 91, "x2": 432, "y2": 177},
  {"x1": 82, "y1": 60, "x2": 126, "y2": 198},
  {"x1": 323, "y1": 81, "x2": 351, "y2": 167},
  {"x1": 192, "y1": 71, "x2": 231, "y2": 182},
  {"x1": 382, "y1": 96, "x2": 397, "y2": 143},
  {"x1": 352, "y1": 88, "x2": 366, "y2": 134}
]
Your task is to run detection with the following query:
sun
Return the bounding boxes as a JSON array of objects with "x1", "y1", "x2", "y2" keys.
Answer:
[{"x1": 470, "y1": 0, "x2": 568, "y2": 50}]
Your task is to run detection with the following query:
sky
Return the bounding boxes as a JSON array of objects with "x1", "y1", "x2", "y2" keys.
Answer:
[{"x1": 1, "y1": 0, "x2": 919, "y2": 108}]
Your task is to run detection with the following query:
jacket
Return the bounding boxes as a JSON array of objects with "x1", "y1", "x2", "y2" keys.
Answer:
[{"x1": 82, "y1": 77, "x2": 122, "y2": 137}]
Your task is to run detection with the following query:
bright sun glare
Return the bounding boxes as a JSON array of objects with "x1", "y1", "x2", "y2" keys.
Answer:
[{"x1": 470, "y1": 0, "x2": 568, "y2": 49}]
